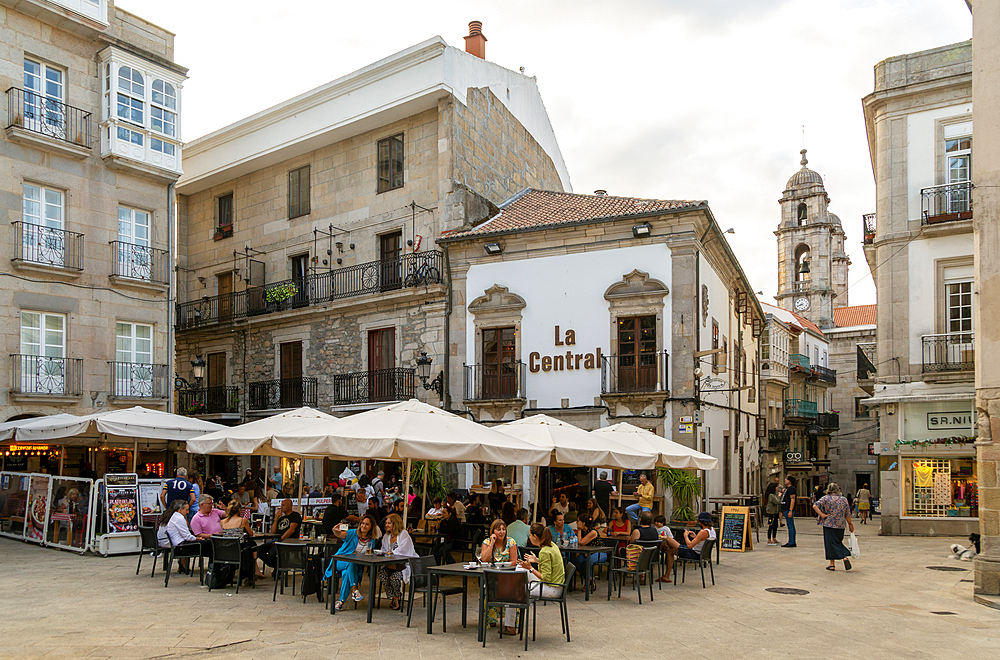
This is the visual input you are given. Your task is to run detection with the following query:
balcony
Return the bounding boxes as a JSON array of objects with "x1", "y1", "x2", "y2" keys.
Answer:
[
  {"x1": 5, "y1": 88, "x2": 93, "y2": 159},
  {"x1": 600, "y1": 350, "x2": 669, "y2": 395},
  {"x1": 789, "y1": 353, "x2": 810, "y2": 370},
  {"x1": 109, "y1": 361, "x2": 168, "y2": 399},
  {"x1": 817, "y1": 412, "x2": 840, "y2": 430},
  {"x1": 12, "y1": 222, "x2": 84, "y2": 271},
  {"x1": 176, "y1": 250, "x2": 445, "y2": 330},
  {"x1": 862, "y1": 212, "x2": 876, "y2": 245},
  {"x1": 922, "y1": 332, "x2": 974, "y2": 373},
  {"x1": 10, "y1": 354, "x2": 83, "y2": 396},
  {"x1": 784, "y1": 398, "x2": 818, "y2": 419},
  {"x1": 248, "y1": 377, "x2": 318, "y2": 411},
  {"x1": 464, "y1": 361, "x2": 526, "y2": 402},
  {"x1": 177, "y1": 386, "x2": 240, "y2": 416},
  {"x1": 767, "y1": 429, "x2": 791, "y2": 449},
  {"x1": 921, "y1": 182, "x2": 972, "y2": 225},
  {"x1": 811, "y1": 364, "x2": 837, "y2": 386},
  {"x1": 110, "y1": 241, "x2": 169, "y2": 285},
  {"x1": 332, "y1": 368, "x2": 415, "y2": 406}
]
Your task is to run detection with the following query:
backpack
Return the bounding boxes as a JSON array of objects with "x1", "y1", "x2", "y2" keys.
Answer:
[{"x1": 300, "y1": 555, "x2": 325, "y2": 602}]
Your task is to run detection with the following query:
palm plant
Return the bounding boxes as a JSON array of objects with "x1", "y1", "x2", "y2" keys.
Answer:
[
  {"x1": 410, "y1": 460, "x2": 448, "y2": 501},
  {"x1": 657, "y1": 467, "x2": 701, "y2": 522}
]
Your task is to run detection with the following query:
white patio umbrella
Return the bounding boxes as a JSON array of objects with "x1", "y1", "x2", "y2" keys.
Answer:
[
  {"x1": 14, "y1": 406, "x2": 226, "y2": 444},
  {"x1": 0, "y1": 414, "x2": 80, "y2": 442},
  {"x1": 272, "y1": 399, "x2": 552, "y2": 520},
  {"x1": 590, "y1": 422, "x2": 719, "y2": 470},
  {"x1": 185, "y1": 407, "x2": 337, "y2": 458}
]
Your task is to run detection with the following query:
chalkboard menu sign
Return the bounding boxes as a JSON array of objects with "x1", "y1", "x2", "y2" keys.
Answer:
[
  {"x1": 104, "y1": 473, "x2": 139, "y2": 534},
  {"x1": 720, "y1": 505, "x2": 752, "y2": 552}
]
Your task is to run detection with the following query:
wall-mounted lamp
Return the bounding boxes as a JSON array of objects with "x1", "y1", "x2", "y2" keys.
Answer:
[
  {"x1": 484, "y1": 242, "x2": 503, "y2": 255},
  {"x1": 335, "y1": 241, "x2": 344, "y2": 253},
  {"x1": 174, "y1": 355, "x2": 207, "y2": 391},
  {"x1": 415, "y1": 351, "x2": 444, "y2": 398},
  {"x1": 632, "y1": 222, "x2": 652, "y2": 238}
]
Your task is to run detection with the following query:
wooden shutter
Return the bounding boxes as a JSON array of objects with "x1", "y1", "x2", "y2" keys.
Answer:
[
  {"x1": 280, "y1": 342, "x2": 302, "y2": 380},
  {"x1": 288, "y1": 166, "x2": 310, "y2": 218},
  {"x1": 207, "y1": 353, "x2": 226, "y2": 387}
]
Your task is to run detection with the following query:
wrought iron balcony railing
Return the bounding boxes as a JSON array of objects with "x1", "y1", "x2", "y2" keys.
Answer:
[
  {"x1": 921, "y1": 182, "x2": 972, "y2": 224},
  {"x1": 922, "y1": 332, "x2": 975, "y2": 373},
  {"x1": 110, "y1": 241, "x2": 169, "y2": 284},
  {"x1": 248, "y1": 377, "x2": 318, "y2": 410},
  {"x1": 789, "y1": 354, "x2": 810, "y2": 370},
  {"x1": 601, "y1": 350, "x2": 669, "y2": 395},
  {"x1": 465, "y1": 361, "x2": 526, "y2": 401},
  {"x1": 817, "y1": 412, "x2": 840, "y2": 430},
  {"x1": 6, "y1": 87, "x2": 93, "y2": 149},
  {"x1": 10, "y1": 354, "x2": 83, "y2": 395},
  {"x1": 332, "y1": 368, "x2": 415, "y2": 406},
  {"x1": 857, "y1": 343, "x2": 877, "y2": 380},
  {"x1": 811, "y1": 364, "x2": 837, "y2": 386},
  {"x1": 862, "y1": 212, "x2": 876, "y2": 245},
  {"x1": 12, "y1": 221, "x2": 84, "y2": 270},
  {"x1": 784, "y1": 398, "x2": 818, "y2": 419},
  {"x1": 176, "y1": 250, "x2": 444, "y2": 330},
  {"x1": 109, "y1": 361, "x2": 168, "y2": 398},
  {"x1": 767, "y1": 429, "x2": 791, "y2": 448},
  {"x1": 177, "y1": 386, "x2": 240, "y2": 415}
]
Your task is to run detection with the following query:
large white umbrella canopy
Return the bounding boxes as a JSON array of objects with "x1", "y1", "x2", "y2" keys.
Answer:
[
  {"x1": 590, "y1": 422, "x2": 719, "y2": 470},
  {"x1": 0, "y1": 414, "x2": 80, "y2": 442},
  {"x1": 186, "y1": 407, "x2": 336, "y2": 458},
  {"x1": 495, "y1": 414, "x2": 656, "y2": 469},
  {"x1": 272, "y1": 399, "x2": 552, "y2": 465},
  {"x1": 13, "y1": 407, "x2": 226, "y2": 445}
]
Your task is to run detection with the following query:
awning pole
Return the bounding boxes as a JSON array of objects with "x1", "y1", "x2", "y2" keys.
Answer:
[
  {"x1": 296, "y1": 456, "x2": 304, "y2": 515},
  {"x1": 618, "y1": 470, "x2": 623, "y2": 508},
  {"x1": 532, "y1": 465, "x2": 540, "y2": 523},
  {"x1": 403, "y1": 458, "x2": 412, "y2": 525},
  {"x1": 421, "y1": 462, "x2": 428, "y2": 521},
  {"x1": 132, "y1": 439, "x2": 138, "y2": 474}
]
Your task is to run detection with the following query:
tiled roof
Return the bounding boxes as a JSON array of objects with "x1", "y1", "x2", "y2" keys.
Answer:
[
  {"x1": 790, "y1": 311, "x2": 825, "y2": 338},
  {"x1": 442, "y1": 189, "x2": 704, "y2": 239},
  {"x1": 833, "y1": 304, "x2": 877, "y2": 328}
]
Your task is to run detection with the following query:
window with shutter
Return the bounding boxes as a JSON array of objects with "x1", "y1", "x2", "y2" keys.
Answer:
[{"x1": 288, "y1": 165, "x2": 310, "y2": 218}]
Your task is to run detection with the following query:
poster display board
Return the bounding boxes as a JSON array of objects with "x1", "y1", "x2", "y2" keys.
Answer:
[
  {"x1": 46, "y1": 476, "x2": 92, "y2": 553},
  {"x1": 24, "y1": 474, "x2": 52, "y2": 544},
  {"x1": 104, "y1": 473, "x2": 139, "y2": 534},
  {"x1": 138, "y1": 479, "x2": 166, "y2": 527},
  {"x1": 720, "y1": 505, "x2": 752, "y2": 552},
  {"x1": 0, "y1": 472, "x2": 30, "y2": 540}
]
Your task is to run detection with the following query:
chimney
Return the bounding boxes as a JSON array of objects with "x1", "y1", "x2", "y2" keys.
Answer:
[
  {"x1": 464, "y1": 21, "x2": 487, "y2": 60},
  {"x1": 594, "y1": 189, "x2": 608, "y2": 196}
]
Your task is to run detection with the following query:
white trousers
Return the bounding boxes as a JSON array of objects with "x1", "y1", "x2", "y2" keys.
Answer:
[{"x1": 503, "y1": 574, "x2": 562, "y2": 627}]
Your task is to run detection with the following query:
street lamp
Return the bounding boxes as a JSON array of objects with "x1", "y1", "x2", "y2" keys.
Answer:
[
  {"x1": 175, "y1": 355, "x2": 207, "y2": 390},
  {"x1": 415, "y1": 351, "x2": 443, "y2": 398}
]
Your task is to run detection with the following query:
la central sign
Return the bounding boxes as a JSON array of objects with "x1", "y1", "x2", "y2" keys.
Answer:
[{"x1": 528, "y1": 326, "x2": 603, "y2": 373}]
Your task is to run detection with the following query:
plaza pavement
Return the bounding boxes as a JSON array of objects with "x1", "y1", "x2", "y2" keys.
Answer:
[{"x1": 1, "y1": 518, "x2": 998, "y2": 659}]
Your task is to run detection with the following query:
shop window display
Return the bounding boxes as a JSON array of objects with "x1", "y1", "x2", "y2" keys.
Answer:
[{"x1": 901, "y1": 457, "x2": 977, "y2": 517}]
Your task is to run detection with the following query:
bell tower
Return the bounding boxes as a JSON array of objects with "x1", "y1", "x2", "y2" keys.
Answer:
[{"x1": 775, "y1": 150, "x2": 850, "y2": 328}]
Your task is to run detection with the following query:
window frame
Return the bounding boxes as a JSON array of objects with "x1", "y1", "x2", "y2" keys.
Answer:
[
  {"x1": 217, "y1": 193, "x2": 234, "y2": 230},
  {"x1": 376, "y1": 133, "x2": 404, "y2": 193},
  {"x1": 21, "y1": 311, "x2": 66, "y2": 358},
  {"x1": 288, "y1": 165, "x2": 311, "y2": 219},
  {"x1": 116, "y1": 321, "x2": 153, "y2": 365}
]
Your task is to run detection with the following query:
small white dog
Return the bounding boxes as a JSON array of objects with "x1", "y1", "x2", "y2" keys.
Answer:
[{"x1": 949, "y1": 543, "x2": 977, "y2": 561}]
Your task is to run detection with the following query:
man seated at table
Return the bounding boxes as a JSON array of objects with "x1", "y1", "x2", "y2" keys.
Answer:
[
  {"x1": 446, "y1": 491, "x2": 466, "y2": 522},
  {"x1": 507, "y1": 508, "x2": 531, "y2": 547},
  {"x1": 547, "y1": 511, "x2": 577, "y2": 546},
  {"x1": 426, "y1": 497, "x2": 444, "y2": 518},
  {"x1": 322, "y1": 493, "x2": 351, "y2": 537},
  {"x1": 629, "y1": 510, "x2": 660, "y2": 543},
  {"x1": 625, "y1": 473, "x2": 654, "y2": 526},
  {"x1": 190, "y1": 494, "x2": 226, "y2": 539},
  {"x1": 261, "y1": 499, "x2": 302, "y2": 571}
]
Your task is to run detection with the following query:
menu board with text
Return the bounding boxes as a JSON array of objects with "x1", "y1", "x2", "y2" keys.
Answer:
[{"x1": 104, "y1": 473, "x2": 139, "y2": 534}]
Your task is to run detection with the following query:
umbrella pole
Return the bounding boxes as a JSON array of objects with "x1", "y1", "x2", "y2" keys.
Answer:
[
  {"x1": 403, "y1": 458, "x2": 412, "y2": 525},
  {"x1": 296, "y1": 456, "x2": 304, "y2": 515},
  {"x1": 132, "y1": 439, "x2": 138, "y2": 474},
  {"x1": 532, "y1": 465, "x2": 539, "y2": 523},
  {"x1": 617, "y1": 470, "x2": 623, "y2": 508},
  {"x1": 421, "y1": 462, "x2": 428, "y2": 521}
]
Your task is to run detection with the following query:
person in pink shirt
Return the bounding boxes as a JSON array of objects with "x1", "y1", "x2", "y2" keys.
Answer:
[{"x1": 190, "y1": 494, "x2": 225, "y2": 539}]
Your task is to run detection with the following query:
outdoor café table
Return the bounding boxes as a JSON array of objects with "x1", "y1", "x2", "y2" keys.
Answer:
[
  {"x1": 425, "y1": 561, "x2": 495, "y2": 642},
  {"x1": 326, "y1": 552, "x2": 409, "y2": 622}
]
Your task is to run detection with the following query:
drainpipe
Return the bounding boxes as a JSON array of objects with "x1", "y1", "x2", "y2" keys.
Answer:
[
  {"x1": 443, "y1": 245, "x2": 453, "y2": 410},
  {"x1": 167, "y1": 182, "x2": 175, "y2": 417}
]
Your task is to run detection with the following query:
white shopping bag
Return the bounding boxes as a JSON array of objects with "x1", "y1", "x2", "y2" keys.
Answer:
[{"x1": 848, "y1": 532, "x2": 861, "y2": 559}]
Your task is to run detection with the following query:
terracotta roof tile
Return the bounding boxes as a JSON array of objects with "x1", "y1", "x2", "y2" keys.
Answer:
[
  {"x1": 789, "y1": 311, "x2": 825, "y2": 337},
  {"x1": 444, "y1": 189, "x2": 704, "y2": 239},
  {"x1": 833, "y1": 304, "x2": 877, "y2": 328}
]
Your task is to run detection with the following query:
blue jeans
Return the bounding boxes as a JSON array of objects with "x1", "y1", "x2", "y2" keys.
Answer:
[
  {"x1": 335, "y1": 560, "x2": 363, "y2": 602},
  {"x1": 625, "y1": 503, "x2": 650, "y2": 525},
  {"x1": 783, "y1": 511, "x2": 796, "y2": 544}
]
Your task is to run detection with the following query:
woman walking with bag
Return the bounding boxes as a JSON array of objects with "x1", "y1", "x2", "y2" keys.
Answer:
[
  {"x1": 765, "y1": 483, "x2": 782, "y2": 546},
  {"x1": 813, "y1": 483, "x2": 854, "y2": 571}
]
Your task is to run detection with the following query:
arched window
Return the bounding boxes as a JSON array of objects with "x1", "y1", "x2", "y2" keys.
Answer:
[
  {"x1": 116, "y1": 66, "x2": 144, "y2": 125},
  {"x1": 794, "y1": 244, "x2": 811, "y2": 283},
  {"x1": 797, "y1": 203, "x2": 807, "y2": 226}
]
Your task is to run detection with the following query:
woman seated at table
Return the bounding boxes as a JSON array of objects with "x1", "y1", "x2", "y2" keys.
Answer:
[
  {"x1": 433, "y1": 505, "x2": 462, "y2": 566},
  {"x1": 511, "y1": 524, "x2": 565, "y2": 635},
  {"x1": 606, "y1": 506, "x2": 631, "y2": 555},
  {"x1": 629, "y1": 510, "x2": 660, "y2": 543},
  {"x1": 573, "y1": 515, "x2": 609, "y2": 592},
  {"x1": 586, "y1": 499, "x2": 606, "y2": 527},
  {"x1": 219, "y1": 497, "x2": 266, "y2": 579},
  {"x1": 465, "y1": 493, "x2": 486, "y2": 524},
  {"x1": 481, "y1": 518, "x2": 519, "y2": 629},
  {"x1": 662, "y1": 511, "x2": 716, "y2": 559},
  {"x1": 426, "y1": 497, "x2": 444, "y2": 518},
  {"x1": 376, "y1": 513, "x2": 417, "y2": 611},
  {"x1": 329, "y1": 512, "x2": 378, "y2": 611},
  {"x1": 156, "y1": 499, "x2": 209, "y2": 573}
]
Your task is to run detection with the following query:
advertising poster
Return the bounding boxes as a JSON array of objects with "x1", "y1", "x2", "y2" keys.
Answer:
[
  {"x1": 25, "y1": 474, "x2": 52, "y2": 543},
  {"x1": 104, "y1": 473, "x2": 139, "y2": 534},
  {"x1": 138, "y1": 481, "x2": 164, "y2": 526}
]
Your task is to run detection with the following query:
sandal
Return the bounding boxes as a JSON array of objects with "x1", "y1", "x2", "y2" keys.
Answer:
[
  {"x1": 390, "y1": 598, "x2": 400, "y2": 611},
  {"x1": 825, "y1": 566, "x2": 836, "y2": 571},
  {"x1": 504, "y1": 626, "x2": 518, "y2": 635}
]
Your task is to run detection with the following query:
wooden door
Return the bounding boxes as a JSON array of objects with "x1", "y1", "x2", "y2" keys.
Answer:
[
  {"x1": 280, "y1": 341, "x2": 303, "y2": 407},
  {"x1": 482, "y1": 327, "x2": 516, "y2": 398},
  {"x1": 367, "y1": 328, "x2": 395, "y2": 402},
  {"x1": 379, "y1": 231, "x2": 402, "y2": 291},
  {"x1": 217, "y1": 272, "x2": 233, "y2": 321},
  {"x1": 206, "y1": 352, "x2": 226, "y2": 412}
]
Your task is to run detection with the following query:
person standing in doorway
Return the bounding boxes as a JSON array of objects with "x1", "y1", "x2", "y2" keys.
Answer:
[
  {"x1": 780, "y1": 477, "x2": 797, "y2": 547},
  {"x1": 856, "y1": 483, "x2": 871, "y2": 524},
  {"x1": 625, "y1": 473, "x2": 654, "y2": 526},
  {"x1": 593, "y1": 471, "x2": 614, "y2": 522}
]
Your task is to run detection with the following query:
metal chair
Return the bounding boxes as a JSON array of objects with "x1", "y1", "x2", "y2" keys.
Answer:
[
  {"x1": 273, "y1": 542, "x2": 308, "y2": 602},
  {"x1": 674, "y1": 538, "x2": 716, "y2": 588},
  {"x1": 405, "y1": 555, "x2": 463, "y2": 629},
  {"x1": 608, "y1": 546, "x2": 656, "y2": 603},
  {"x1": 163, "y1": 535, "x2": 205, "y2": 588},
  {"x1": 483, "y1": 569, "x2": 530, "y2": 650},
  {"x1": 209, "y1": 535, "x2": 246, "y2": 593},
  {"x1": 136, "y1": 526, "x2": 166, "y2": 578},
  {"x1": 531, "y1": 562, "x2": 575, "y2": 643}
]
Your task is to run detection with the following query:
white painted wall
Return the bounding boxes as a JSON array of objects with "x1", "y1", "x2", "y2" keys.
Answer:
[
  {"x1": 906, "y1": 233, "x2": 975, "y2": 362},
  {"x1": 906, "y1": 103, "x2": 973, "y2": 219}
]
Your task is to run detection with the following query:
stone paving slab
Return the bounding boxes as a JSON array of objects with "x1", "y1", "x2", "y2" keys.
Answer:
[{"x1": 1, "y1": 520, "x2": 998, "y2": 658}]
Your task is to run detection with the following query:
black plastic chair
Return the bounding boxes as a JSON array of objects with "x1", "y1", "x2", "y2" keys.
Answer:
[
  {"x1": 406, "y1": 555, "x2": 464, "y2": 629},
  {"x1": 531, "y1": 562, "x2": 575, "y2": 643},
  {"x1": 163, "y1": 535, "x2": 205, "y2": 588},
  {"x1": 634, "y1": 539, "x2": 663, "y2": 588},
  {"x1": 210, "y1": 535, "x2": 246, "y2": 594},
  {"x1": 608, "y1": 546, "x2": 656, "y2": 603},
  {"x1": 674, "y1": 538, "x2": 716, "y2": 588},
  {"x1": 136, "y1": 527, "x2": 165, "y2": 578},
  {"x1": 483, "y1": 569, "x2": 530, "y2": 650},
  {"x1": 273, "y1": 542, "x2": 308, "y2": 602}
]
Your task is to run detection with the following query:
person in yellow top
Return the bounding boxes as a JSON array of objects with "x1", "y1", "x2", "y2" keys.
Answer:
[{"x1": 626, "y1": 473, "x2": 655, "y2": 525}]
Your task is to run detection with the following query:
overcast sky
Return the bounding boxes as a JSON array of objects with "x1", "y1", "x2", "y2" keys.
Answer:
[{"x1": 121, "y1": 0, "x2": 972, "y2": 306}]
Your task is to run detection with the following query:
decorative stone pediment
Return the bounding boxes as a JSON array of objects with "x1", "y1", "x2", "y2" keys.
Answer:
[
  {"x1": 469, "y1": 284, "x2": 527, "y2": 316},
  {"x1": 603, "y1": 270, "x2": 669, "y2": 303}
]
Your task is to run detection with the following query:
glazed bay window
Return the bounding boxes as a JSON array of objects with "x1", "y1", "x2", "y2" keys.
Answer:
[{"x1": 377, "y1": 133, "x2": 404, "y2": 192}]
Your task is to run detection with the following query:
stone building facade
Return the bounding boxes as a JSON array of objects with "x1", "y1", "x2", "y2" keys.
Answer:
[{"x1": 0, "y1": 0, "x2": 185, "y2": 476}]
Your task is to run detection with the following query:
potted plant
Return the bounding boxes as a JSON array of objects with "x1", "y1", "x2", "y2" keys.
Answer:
[
  {"x1": 265, "y1": 283, "x2": 297, "y2": 310},
  {"x1": 657, "y1": 467, "x2": 701, "y2": 524}
]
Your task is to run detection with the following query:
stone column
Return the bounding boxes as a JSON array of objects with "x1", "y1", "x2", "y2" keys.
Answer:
[{"x1": 973, "y1": 0, "x2": 1000, "y2": 599}]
